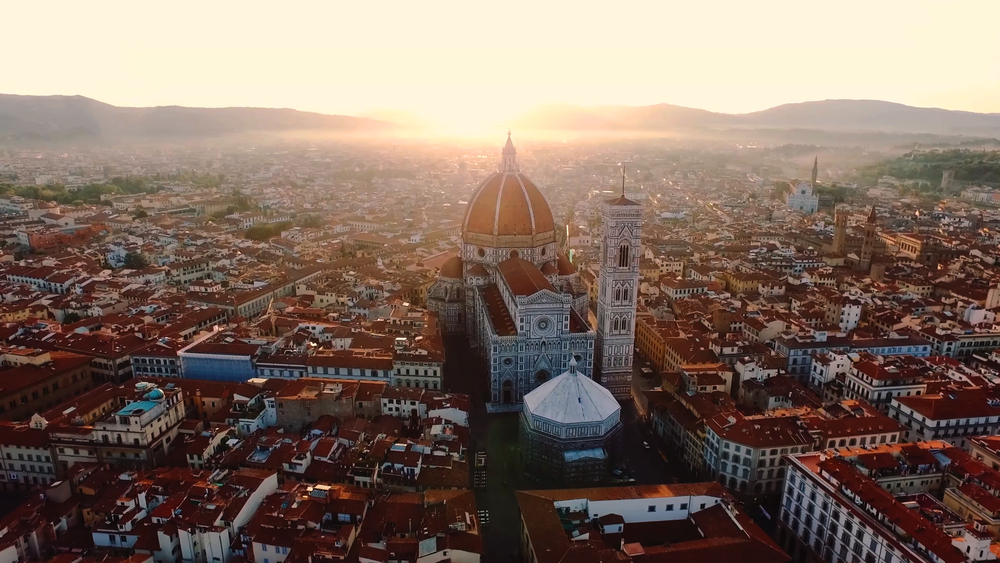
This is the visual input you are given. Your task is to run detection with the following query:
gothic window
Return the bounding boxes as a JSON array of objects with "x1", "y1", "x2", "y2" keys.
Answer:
[
  {"x1": 619, "y1": 244, "x2": 630, "y2": 268},
  {"x1": 623, "y1": 287, "x2": 630, "y2": 302}
]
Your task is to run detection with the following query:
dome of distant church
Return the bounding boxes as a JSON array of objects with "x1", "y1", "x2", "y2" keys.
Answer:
[{"x1": 462, "y1": 133, "x2": 555, "y2": 243}]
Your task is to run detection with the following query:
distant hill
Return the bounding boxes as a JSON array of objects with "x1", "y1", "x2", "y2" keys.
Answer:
[
  {"x1": 5, "y1": 95, "x2": 1000, "y2": 142},
  {"x1": 0, "y1": 94, "x2": 390, "y2": 141},
  {"x1": 514, "y1": 100, "x2": 1000, "y2": 137}
]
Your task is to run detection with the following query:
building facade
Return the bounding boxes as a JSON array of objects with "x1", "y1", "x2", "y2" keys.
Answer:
[
  {"x1": 786, "y1": 181, "x2": 819, "y2": 214},
  {"x1": 426, "y1": 134, "x2": 597, "y2": 408},
  {"x1": 779, "y1": 450, "x2": 992, "y2": 563}
]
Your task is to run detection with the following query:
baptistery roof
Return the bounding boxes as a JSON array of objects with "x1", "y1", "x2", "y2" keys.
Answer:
[{"x1": 523, "y1": 359, "x2": 620, "y2": 426}]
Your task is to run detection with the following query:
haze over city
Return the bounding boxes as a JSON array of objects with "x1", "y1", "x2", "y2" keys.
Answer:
[
  {"x1": 5, "y1": 1, "x2": 1000, "y2": 135},
  {"x1": 4, "y1": 4, "x2": 1000, "y2": 563}
]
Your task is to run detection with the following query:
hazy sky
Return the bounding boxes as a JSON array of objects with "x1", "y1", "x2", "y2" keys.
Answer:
[{"x1": 5, "y1": 1, "x2": 999, "y2": 133}]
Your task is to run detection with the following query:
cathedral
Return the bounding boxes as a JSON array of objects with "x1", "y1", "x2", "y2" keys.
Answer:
[{"x1": 427, "y1": 134, "x2": 641, "y2": 408}]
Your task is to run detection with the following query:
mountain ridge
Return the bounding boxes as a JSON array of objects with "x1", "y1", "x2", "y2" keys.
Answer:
[
  {"x1": 0, "y1": 94, "x2": 390, "y2": 141},
  {"x1": 2, "y1": 94, "x2": 999, "y2": 141},
  {"x1": 513, "y1": 99, "x2": 1000, "y2": 137}
]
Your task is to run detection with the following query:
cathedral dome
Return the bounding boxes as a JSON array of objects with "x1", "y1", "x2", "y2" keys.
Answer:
[
  {"x1": 462, "y1": 133, "x2": 555, "y2": 246},
  {"x1": 463, "y1": 172, "x2": 554, "y2": 238}
]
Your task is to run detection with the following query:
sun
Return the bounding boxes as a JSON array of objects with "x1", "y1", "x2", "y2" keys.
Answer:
[
  {"x1": 400, "y1": 91, "x2": 530, "y2": 138},
  {"x1": 419, "y1": 106, "x2": 507, "y2": 138}
]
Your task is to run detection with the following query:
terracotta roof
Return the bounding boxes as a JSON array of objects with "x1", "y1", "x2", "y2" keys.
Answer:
[
  {"x1": 480, "y1": 285, "x2": 516, "y2": 336},
  {"x1": 498, "y1": 257, "x2": 554, "y2": 296},
  {"x1": 607, "y1": 194, "x2": 640, "y2": 206},
  {"x1": 517, "y1": 483, "x2": 785, "y2": 563},
  {"x1": 463, "y1": 172, "x2": 554, "y2": 237},
  {"x1": 557, "y1": 253, "x2": 576, "y2": 275},
  {"x1": 818, "y1": 458, "x2": 964, "y2": 563},
  {"x1": 439, "y1": 256, "x2": 463, "y2": 279},
  {"x1": 894, "y1": 388, "x2": 1000, "y2": 420},
  {"x1": 958, "y1": 483, "x2": 1000, "y2": 514}
]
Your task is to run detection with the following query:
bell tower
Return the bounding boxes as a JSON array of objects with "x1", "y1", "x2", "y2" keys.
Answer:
[
  {"x1": 595, "y1": 167, "x2": 642, "y2": 398},
  {"x1": 858, "y1": 205, "x2": 877, "y2": 272},
  {"x1": 832, "y1": 207, "x2": 847, "y2": 255}
]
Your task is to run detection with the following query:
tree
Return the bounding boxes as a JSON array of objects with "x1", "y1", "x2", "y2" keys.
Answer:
[
  {"x1": 771, "y1": 181, "x2": 793, "y2": 201},
  {"x1": 298, "y1": 215, "x2": 325, "y2": 228},
  {"x1": 133, "y1": 209, "x2": 149, "y2": 219},
  {"x1": 245, "y1": 221, "x2": 293, "y2": 241},
  {"x1": 123, "y1": 252, "x2": 149, "y2": 270},
  {"x1": 63, "y1": 312, "x2": 82, "y2": 324}
]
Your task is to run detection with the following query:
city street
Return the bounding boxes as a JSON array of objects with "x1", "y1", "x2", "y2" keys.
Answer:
[{"x1": 443, "y1": 337, "x2": 679, "y2": 563}]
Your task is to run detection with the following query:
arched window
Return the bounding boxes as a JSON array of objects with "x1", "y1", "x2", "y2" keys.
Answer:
[
  {"x1": 619, "y1": 244, "x2": 630, "y2": 268},
  {"x1": 615, "y1": 286, "x2": 621, "y2": 301},
  {"x1": 623, "y1": 287, "x2": 630, "y2": 302}
]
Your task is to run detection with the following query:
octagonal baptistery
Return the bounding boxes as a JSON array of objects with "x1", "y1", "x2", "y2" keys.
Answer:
[
  {"x1": 519, "y1": 359, "x2": 624, "y2": 486},
  {"x1": 461, "y1": 133, "x2": 558, "y2": 271}
]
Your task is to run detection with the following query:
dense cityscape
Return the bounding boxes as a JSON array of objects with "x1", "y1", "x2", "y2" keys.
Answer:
[{"x1": 0, "y1": 126, "x2": 996, "y2": 563}]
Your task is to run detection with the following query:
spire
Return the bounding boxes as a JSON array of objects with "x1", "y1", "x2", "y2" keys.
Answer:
[
  {"x1": 500, "y1": 131, "x2": 518, "y2": 173},
  {"x1": 621, "y1": 164, "x2": 626, "y2": 197},
  {"x1": 811, "y1": 156, "x2": 818, "y2": 185},
  {"x1": 569, "y1": 356, "x2": 578, "y2": 375},
  {"x1": 867, "y1": 205, "x2": 877, "y2": 224}
]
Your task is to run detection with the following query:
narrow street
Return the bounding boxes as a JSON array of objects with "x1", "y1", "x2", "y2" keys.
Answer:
[
  {"x1": 443, "y1": 337, "x2": 526, "y2": 563},
  {"x1": 443, "y1": 337, "x2": 680, "y2": 563}
]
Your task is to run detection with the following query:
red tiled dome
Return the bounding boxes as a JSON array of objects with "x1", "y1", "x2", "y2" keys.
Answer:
[
  {"x1": 439, "y1": 256, "x2": 463, "y2": 279},
  {"x1": 463, "y1": 172, "x2": 555, "y2": 238},
  {"x1": 557, "y1": 253, "x2": 576, "y2": 275}
]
